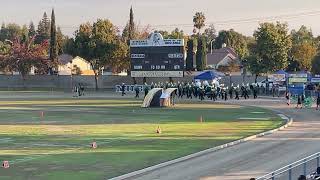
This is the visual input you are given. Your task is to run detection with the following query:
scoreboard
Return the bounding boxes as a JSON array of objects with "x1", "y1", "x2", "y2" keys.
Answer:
[{"x1": 130, "y1": 33, "x2": 184, "y2": 77}]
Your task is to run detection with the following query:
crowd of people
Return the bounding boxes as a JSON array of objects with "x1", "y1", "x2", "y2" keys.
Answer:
[
  {"x1": 286, "y1": 91, "x2": 320, "y2": 110},
  {"x1": 123, "y1": 80, "x2": 260, "y2": 101},
  {"x1": 120, "y1": 80, "x2": 320, "y2": 109}
]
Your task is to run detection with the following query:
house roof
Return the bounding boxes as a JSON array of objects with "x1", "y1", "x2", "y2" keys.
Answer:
[
  {"x1": 58, "y1": 54, "x2": 73, "y2": 65},
  {"x1": 207, "y1": 47, "x2": 238, "y2": 65}
]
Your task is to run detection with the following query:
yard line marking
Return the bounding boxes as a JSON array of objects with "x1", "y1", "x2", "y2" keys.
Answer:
[
  {"x1": 238, "y1": 117, "x2": 271, "y2": 120},
  {"x1": 250, "y1": 112, "x2": 266, "y2": 114},
  {"x1": 277, "y1": 114, "x2": 289, "y2": 120}
]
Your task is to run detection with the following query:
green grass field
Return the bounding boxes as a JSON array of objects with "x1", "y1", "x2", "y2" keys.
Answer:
[{"x1": 0, "y1": 94, "x2": 283, "y2": 180}]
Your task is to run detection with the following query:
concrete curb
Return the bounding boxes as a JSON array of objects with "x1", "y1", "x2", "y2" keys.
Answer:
[{"x1": 109, "y1": 114, "x2": 293, "y2": 180}]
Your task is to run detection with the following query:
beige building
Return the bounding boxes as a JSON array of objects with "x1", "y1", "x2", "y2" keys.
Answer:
[{"x1": 58, "y1": 54, "x2": 95, "y2": 75}]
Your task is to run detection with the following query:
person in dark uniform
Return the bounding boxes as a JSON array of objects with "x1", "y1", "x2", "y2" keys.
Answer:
[
  {"x1": 229, "y1": 86, "x2": 234, "y2": 99},
  {"x1": 296, "y1": 95, "x2": 302, "y2": 109},
  {"x1": 224, "y1": 88, "x2": 228, "y2": 101},
  {"x1": 316, "y1": 94, "x2": 320, "y2": 110},
  {"x1": 134, "y1": 84, "x2": 140, "y2": 98},
  {"x1": 285, "y1": 91, "x2": 290, "y2": 106},
  {"x1": 144, "y1": 83, "x2": 149, "y2": 97},
  {"x1": 199, "y1": 86, "x2": 204, "y2": 101},
  {"x1": 253, "y1": 86, "x2": 258, "y2": 99},
  {"x1": 235, "y1": 86, "x2": 240, "y2": 100},
  {"x1": 121, "y1": 83, "x2": 126, "y2": 96},
  {"x1": 178, "y1": 82, "x2": 183, "y2": 98}
]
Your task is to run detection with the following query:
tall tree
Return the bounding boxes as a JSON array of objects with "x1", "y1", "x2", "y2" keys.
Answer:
[
  {"x1": 247, "y1": 55, "x2": 265, "y2": 82},
  {"x1": 63, "y1": 37, "x2": 75, "y2": 55},
  {"x1": 122, "y1": 7, "x2": 137, "y2": 43},
  {"x1": 291, "y1": 25, "x2": 314, "y2": 45},
  {"x1": 203, "y1": 24, "x2": 216, "y2": 52},
  {"x1": 0, "y1": 23, "x2": 22, "y2": 41},
  {"x1": 35, "y1": 12, "x2": 50, "y2": 44},
  {"x1": 56, "y1": 27, "x2": 65, "y2": 55},
  {"x1": 20, "y1": 25, "x2": 29, "y2": 42},
  {"x1": 312, "y1": 55, "x2": 320, "y2": 74},
  {"x1": 193, "y1": 12, "x2": 206, "y2": 35},
  {"x1": 291, "y1": 41, "x2": 317, "y2": 71},
  {"x1": 186, "y1": 39, "x2": 196, "y2": 71},
  {"x1": 50, "y1": 9, "x2": 58, "y2": 69},
  {"x1": 128, "y1": 6, "x2": 136, "y2": 41},
  {"x1": 28, "y1": 22, "x2": 36, "y2": 38},
  {"x1": 196, "y1": 37, "x2": 206, "y2": 71},
  {"x1": 215, "y1": 29, "x2": 248, "y2": 60},
  {"x1": 169, "y1": 28, "x2": 184, "y2": 39},
  {"x1": 73, "y1": 19, "x2": 125, "y2": 90},
  {"x1": 0, "y1": 37, "x2": 49, "y2": 83},
  {"x1": 289, "y1": 25, "x2": 317, "y2": 71},
  {"x1": 253, "y1": 22, "x2": 292, "y2": 73}
]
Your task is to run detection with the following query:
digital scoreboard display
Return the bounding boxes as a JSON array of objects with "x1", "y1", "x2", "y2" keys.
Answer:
[{"x1": 130, "y1": 33, "x2": 184, "y2": 77}]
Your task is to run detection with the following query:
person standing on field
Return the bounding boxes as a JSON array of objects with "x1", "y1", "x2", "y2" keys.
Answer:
[
  {"x1": 144, "y1": 83, "x2": 150, "y2": 97},
  {"x1": 316, "y1": 94, "x2": 320, "y2": 110},
  {"x1": 121, "y1": 83, "x2": 126, "y2": 96},
  {"x1": 296, "y1": 95, "x2": 303, "y2": 109},
  {"x1": 285, "y1": 91, "x2": 290, "y2": 106},
  {"x1": 134, "y1": 84, "x2": 140, "y2": 98}
]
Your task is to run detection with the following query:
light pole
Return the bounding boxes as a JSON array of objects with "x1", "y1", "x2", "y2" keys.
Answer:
[{"x1": 210, "y1": 39, "x2": 215, "y2": 54}]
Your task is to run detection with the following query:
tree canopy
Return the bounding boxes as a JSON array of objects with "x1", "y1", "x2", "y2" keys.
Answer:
[
  {"x1": 193, "y1": 12, "x2": 206, "y2": 34},
  {"x1": 253, "y1": 22, "x2": 292, "y2": 73},
  {"x1": 215, "y1": 29, "x2": 248, "y2": 60},
  {"x1": 0, "y1": 37, "x2": 49, "y2": 78},
  {"x1": 35, "y1": 12, "x2": 50, "y2": 44},
  {"x1": 72, "y1": 19, "x2": 128, "y2": 89}
]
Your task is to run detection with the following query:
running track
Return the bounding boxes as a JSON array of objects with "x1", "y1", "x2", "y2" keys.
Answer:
[{"x1": 124, "y1": 98, "x2": 320, "y2": 180}]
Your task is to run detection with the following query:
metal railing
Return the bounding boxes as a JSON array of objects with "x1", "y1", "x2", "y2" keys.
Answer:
[{"x1": 256, "y1": 152, "x2": 320, "y2": 180}]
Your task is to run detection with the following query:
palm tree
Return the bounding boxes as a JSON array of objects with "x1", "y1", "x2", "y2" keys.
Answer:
[{"x1": 193, "y1": 12, "x2": 206, "y2": 35}]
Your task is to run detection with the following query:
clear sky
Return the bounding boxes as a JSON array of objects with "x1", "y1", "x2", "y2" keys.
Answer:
[{"x1": 1, "y1": 0, "x2": 320, "y2": 37}]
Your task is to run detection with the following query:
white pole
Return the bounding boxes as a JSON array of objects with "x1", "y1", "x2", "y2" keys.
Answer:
[{"x1": 210, "y1": 40, "x2": 214, "y2": 54}]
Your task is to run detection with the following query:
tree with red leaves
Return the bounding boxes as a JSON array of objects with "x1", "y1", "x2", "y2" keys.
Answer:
[{"x1": 0, "y1": 37, "x2": 50, "y2": 82}]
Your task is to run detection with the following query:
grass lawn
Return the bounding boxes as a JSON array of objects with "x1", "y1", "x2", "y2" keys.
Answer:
[{"x1": 0, "y1": 95, "x2": 283, "y2": 180}]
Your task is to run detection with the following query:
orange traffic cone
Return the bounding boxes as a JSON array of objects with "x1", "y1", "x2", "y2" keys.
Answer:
[
  {"x1": 2, "y1": 161, "x2": 9, "y2": 168},
  {"x1": 156, "y1": 126, "x2": 162, "y2": 134}
]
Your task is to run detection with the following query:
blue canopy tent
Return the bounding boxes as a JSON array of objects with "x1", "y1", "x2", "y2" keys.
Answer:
[
  {"x1": 274, "y1": 70, "x2": 288, "y2": 77},
  {"x1": 194, "y1": 71, "x2": 224, "y2": 80}
]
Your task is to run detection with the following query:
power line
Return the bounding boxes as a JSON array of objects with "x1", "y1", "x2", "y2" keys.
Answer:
[{"x1": 58, "y1": 10, "x2": 320, "y2": 31}]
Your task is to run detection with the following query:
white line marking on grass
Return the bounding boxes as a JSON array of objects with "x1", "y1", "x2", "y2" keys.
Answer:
[
  {"x1": 238, "y1": 117, "x2": 271, "y2": 120},
  {"x1": 250, "y1": 112, "x2": 266, "y2": 114},
  {"x1": 277, "y1": 114, "x2": 289, "y2": 120}
]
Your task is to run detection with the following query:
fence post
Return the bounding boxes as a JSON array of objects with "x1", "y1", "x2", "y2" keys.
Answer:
[
  {"x1": 271, "y1": 172, "x2": 275, "y2": 180},
  {"x1": 289, "y1": 165, "x2": 292, "y2": 180},
  {"x1": 304, "y1": 159, "x2": 307, "y2": 176}
]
